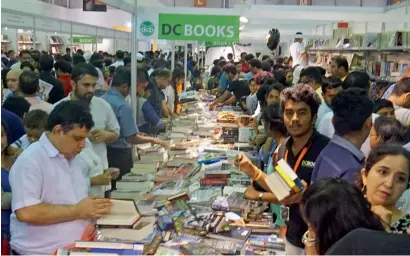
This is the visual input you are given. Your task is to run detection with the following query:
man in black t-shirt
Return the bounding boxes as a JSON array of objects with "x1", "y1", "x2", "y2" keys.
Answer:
[
  {"x1": 236, "y1": 84, "x2": 329, "y2": 255},
  {"x1": 209, "y1": 64, "x2": 249, "y2": 108}
]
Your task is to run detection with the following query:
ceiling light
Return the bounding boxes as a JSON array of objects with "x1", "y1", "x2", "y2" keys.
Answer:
[
  {"x1": 126, "y1": 22, "x2": 131, "y2": 28},
  {"x1": 4, "y1": 27, "x2": 7, "y2": 30},
  {"x1": 240, "y1": 16, "x2": 248, "y2": 23},
  {"x1": 239, "y1": 25, "x2": 245, "y2": 31}
]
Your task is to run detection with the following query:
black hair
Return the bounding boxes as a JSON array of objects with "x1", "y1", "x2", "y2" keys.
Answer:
[
  {"x1": 223, "y1": 64, "x2": 237, "y2": 76},
  {"x1": 261, "y1": 55, "x2": 270, "y2": 61},
  {"x1": 322, "y1": 76, "x2": 343, "y2": 94},
  {"x1": 218, "y1": 60, "x2": 227, "y2": 68},
  {"x1": 39, "y1": 55, "x2": 54, "y2": 72},
  {"x1": 54, "y1": 60, "x2": 72, "y2": 74},
  {"x1": 123, "y1": 56, "x2": 131, "y2": 66},
  {"x1": 72, "y1": 54, "x2": 86, "y2": 65},
  {"x1": 213, "y1": 59, "x2": 220, "y2": 66},
  {"x1": 257, "y1": 81, "x2": 283, "y2": 107},
  {"x1": 245, "y1": 54, "x2": 255, "y2": 62},
  {"x1": 332, "y1": 56, "x2": 349, "y2": 72},
  {"x1": 342, "y1": 71, "x2": 370, "y2": 90},
  {"x1": 111, "y1": 66, "x2": 131, "y2": 87},
  {"x1": 54, "y1": 54, "x2": 62, "y2": 61},
  {"x1": 210, "y1": 66, "x2": 221, "y2": 77},
  {"x1": 20, "y1": 61, "x2": 35, "y2": 71},
  {"x1": 392, "y1": 77, "x2": 410, "y2": 97},
  {"x1": 280, "y1": 83, "x2": 321, "y2": 117},
  {"x1": 300, "y1": 66, "x2": 322, "y2": 85},
  {"x1": 227, "y1": 53, "x2": 233, "y2": 58},
  {"x1": 240, "y1": 52, "x2": 247, "y2": 58},
  {"x1": 103, "y1": 52, "x2": 110, "y2": 57},
  {"x1": 261, "y1": 60, "x2": 272, "y2": 72},
  {"x1": 249, "y1": 59, "x2": 262, "y2": 69},
  {"x1": 273, "y1": 70, "x2": 287, "y2": 87},
  {"x1": 104, "y1": 59, "x2": 113, "y2": 67},
  {"x1": 364, "y1": 144, "x2": 410, "y2": 189},
  {"x1": 301, "y1": 177, "x2": 385, "y2": 255},
  {"x1": 2, "y1": 95, "x2": 31, "y2": 119},
  {"x1": 332, "y1": 88, "x2": 374, "y2": 136},
  {"x1": 7, "y1": 50, "x2": 14, "y2": 57},
  {"x1": 66, "y1": 47, "x2": 71, "y2": 52},
  {"x1": 23, "y1": 109, "x2": 48, "y2": 130},
  {"x1": 317, "y1": 66, "x2": 326, "y2": 77},
  {"x1": 19, "y1": 50, "x2": 31, "y2": 57},
  {"x1": 1, "y1": 68, "x2": 10, "y2": 89},
  {"x1": 373, "y1": 116, "x2": 405, "y2": 145},
  {"x1": 137, "y1": 68, "x2": 149, "y2": 84},
  {"x1": 71, "y1": 63, "x2": 99, "y2": 82},
  {"x1": 47, "y1": 101, "x2": 94, "y2": 132},
  {"x1": 19, "y1": 70, "x2": 39, "y2": 95},
  {"x1": 155, "y1": 69, "x2": 171, "y2": 79},
  {"x1": 261, "y1": 102, "x2": 287, "y2": 136},
  {"x1": 62, "y1": 54, "x2": 72, "y2": 63},
  {"x1": 116, "y1": 50, "x2": 125, "y2": 60},
  {"x1": 374, "y1": 99, "x2": 394, "y2": 113},
  {"x1": 90, "y1": 53, "x2": 104, "y2": 70}
]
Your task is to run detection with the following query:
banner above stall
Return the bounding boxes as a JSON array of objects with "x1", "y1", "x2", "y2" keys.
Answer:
[{"x1": 137, "y1": 10, "x2": 240, "y2": 42}]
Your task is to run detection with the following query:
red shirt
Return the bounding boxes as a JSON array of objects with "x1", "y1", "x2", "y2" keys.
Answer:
[
  {"x1": 59, "y1": 74, "x2": 72, "y2": 97},
  {"x1": 241, "y1": 63, "x2": 249, "y2": 73}
]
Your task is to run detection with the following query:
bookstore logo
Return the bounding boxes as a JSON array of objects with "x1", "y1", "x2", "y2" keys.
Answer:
[{"x1": 140, "y1": 21, "x2": 155, "y2": 36}]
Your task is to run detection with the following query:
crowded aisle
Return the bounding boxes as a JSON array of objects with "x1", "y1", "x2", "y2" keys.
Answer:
[{"x1": 2, "y1": 0, "x2": 410, "y2": 255}]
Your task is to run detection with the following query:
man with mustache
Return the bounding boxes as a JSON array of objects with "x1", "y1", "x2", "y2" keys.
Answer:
[
  {"x1": 235, "y1": 84, "x2": 329, "y2": 255},
  {"x1": 52, "y1": 63, "x2": 120, "y2": 173}
]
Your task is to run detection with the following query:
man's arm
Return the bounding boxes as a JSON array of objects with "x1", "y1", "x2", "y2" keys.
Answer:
[
  {"x1": 222, "y1": 95, "x2": 236, "y2": 106},
  {"x1": 212, "y1": 90, "x2": 231, "y2": 105},
  {"x1": 15, "y1": 203, "x2": 79, "y2": 225},
  {"x1": 127, "y1": 134, "x2": 168, "y2": 148},
  {"x1": 162, "y1": 100, "x2": 171, "y2": 118}
]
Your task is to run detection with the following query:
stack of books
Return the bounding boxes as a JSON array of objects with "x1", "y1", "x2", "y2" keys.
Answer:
[
  {"x1": 264, "y1": 159, "x2": 305, "y2": 201},
  {"x1": 138, "y1": 145, "x2": 168, "y2": 163}
]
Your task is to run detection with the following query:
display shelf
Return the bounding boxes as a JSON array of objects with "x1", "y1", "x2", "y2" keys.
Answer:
[
  {"x1": 18, "y1": 41, "x2": 40, "y2": 44},
  {"x1": 1, "y1": 40, "x2": 11, "y2": 43},
  {"x1": 309, "y1": 46, "x2": 409, "y2": 53}
]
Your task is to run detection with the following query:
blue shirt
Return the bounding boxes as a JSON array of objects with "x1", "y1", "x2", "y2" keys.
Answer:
[
  {"x1": 138, "y1": 101, "x2": 164, "y2": 134},
  {"x1": 1, "y1": 108, "x2": 25, "y2": 144},
  {"x1": 1, "y1": 168, "x2": 12, "y2": 240},
  {"x1": 101, "y1": 90, "x2": 138, "y2": 149},
  {"x1": 311, "y1": 135, "x2": 365, "y2": 184},
  {"x1": 245, "y1": 72, "x2": 253, "y2": 81},
  {"x1": 147, "y1": 82, "x2": 165, "y2": 118},
  {"x1": 315, "y1": 103, "x2": 332, "y2": 129},
  {"x1": 219, "y1": 73, "x2": 228, "y2": 91}
]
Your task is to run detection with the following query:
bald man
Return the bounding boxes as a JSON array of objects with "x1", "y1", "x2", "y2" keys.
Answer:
[{"x1": 7, "y1": 69, "x2": 23, "y2": 94}]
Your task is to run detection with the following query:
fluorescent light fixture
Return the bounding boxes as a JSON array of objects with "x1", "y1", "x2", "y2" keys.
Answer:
[
  {"x1": 4, "y1": 27, "x2": 7, "y2": 30},
  {"x1": 240, "y1": 16, "x2": 248, "y2": 23},
  {"x1": 126, "y1": 22, "x2": 131, "y2": 28}
]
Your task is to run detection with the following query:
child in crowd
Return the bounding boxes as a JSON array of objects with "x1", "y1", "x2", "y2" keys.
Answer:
[
  {"x1": 373, "y1": 99, "x2": 395, "y2": 118},
  {"x1": 11, "y1": 110, "x2": 48, "y2": 150},
  {"x1": 246, "y1": 78, "x2": 258, "y2": 115}
]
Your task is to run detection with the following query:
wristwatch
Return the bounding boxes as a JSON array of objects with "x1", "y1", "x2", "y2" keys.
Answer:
[{"x1": 258, "y1": 192, "x2": 264, "y2": 201}]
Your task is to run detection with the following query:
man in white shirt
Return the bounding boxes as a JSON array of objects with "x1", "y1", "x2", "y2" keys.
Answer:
[
  {"x1": 289, "y1": 32, "x2": 308, "y2": 68},
  {"x1": 9, "y1": 101, "x2": 112, "y2": 255},
  {"x1": 52, "y1": 63, "x2": 120, "y2": 169},
  {"x1": 387, "y1": 77, "x2": 410, "y2": 127},
  {"x1": 109, "y1": 50, "x2": 125, "y2": 68}
]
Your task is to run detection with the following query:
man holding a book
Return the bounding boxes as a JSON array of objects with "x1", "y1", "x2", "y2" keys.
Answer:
[
  {"x1": 8, "y1": 102, "x2": 112, "y2": 255},
  {"x1": 236, "y1": 84, "x2": 329, "y2": 255}
]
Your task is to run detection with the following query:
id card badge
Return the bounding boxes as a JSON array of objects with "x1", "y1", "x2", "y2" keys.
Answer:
[{"x1": 280, "y1": 205, "x2": 290, "y2": 222}]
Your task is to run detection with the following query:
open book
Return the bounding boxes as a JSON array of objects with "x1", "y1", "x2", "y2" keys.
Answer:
[{"x1": 96, "y1": 199, "x2": 140, "y2": 228}]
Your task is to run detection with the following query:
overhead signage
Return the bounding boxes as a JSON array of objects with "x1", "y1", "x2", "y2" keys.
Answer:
[
  {"x1": 72, "y1": 36, "x2": 96, "y2": 44},
  {"x1": 297, "y1": 0, "x2": 311, "y2": 5},
  {"x1": 205, "y1": 41, "x2": 235, "y2": 47},
  {"x1": 140, "y1": 21, "x2": 155, "y2": 37},
  {"x1": 158, "y1": 14, "x2": 240, "y2": 41}
]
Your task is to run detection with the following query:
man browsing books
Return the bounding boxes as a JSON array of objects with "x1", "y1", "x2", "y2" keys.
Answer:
[
  {"x1": 235, "y1": 84, "x2": 329, "y2": 255},
  {"x1": 9, "y1": 101, "x2": 112, "y2": 255}
]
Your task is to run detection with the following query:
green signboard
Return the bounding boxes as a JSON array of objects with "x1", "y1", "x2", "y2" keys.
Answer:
[
  {"x1": 205, "y1": 41, "x2": 236, "y2": 47},
  {"x1": 158, "y1": 14, "x2": 239, "y2": 41},
  {"x1": 72, "y1": 36, "x2": 96, "y2": 44},
  {"x1": 140, "y1": 21, "x2": 155, "y2": 36}
]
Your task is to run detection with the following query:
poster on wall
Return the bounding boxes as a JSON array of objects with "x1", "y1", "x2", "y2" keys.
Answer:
[{"x1": 83, "y1": 0, "x2": 107, "y2": 12}]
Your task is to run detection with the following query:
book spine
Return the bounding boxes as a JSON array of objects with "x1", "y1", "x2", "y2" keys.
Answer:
[{"x1": 200, "y1": 178, "x2": 228, "y2": 185}]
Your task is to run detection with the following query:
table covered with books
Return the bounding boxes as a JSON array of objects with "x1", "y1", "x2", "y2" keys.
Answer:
[{"x1": 59, "y1": 91, "x2": 287, "y2": 256}]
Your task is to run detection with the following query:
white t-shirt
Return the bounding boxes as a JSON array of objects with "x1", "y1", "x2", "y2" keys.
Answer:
[
  {"x1": 394, "y1": 105, "x2": 410, "y2": 127},
  {"x1": 110, "y1": 60, "x2": 124, "y2": 68},
  {"x1": 289, "y1": 42, "x2": 307, "y2": 67},
  {"x1": 162, "y1": 86, "x2": 175, "y2": 111}
]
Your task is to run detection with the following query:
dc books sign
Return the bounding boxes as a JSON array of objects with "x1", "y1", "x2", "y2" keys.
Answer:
[
  {"x1": 159, "y1": 14, "x2": 239, "y2": 41},
  {"x1": 136, "y1": 11, "x2": 239, "y2": 42}
]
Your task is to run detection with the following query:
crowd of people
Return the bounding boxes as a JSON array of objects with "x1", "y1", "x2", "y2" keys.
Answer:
[
  {"x1": 1, "y1": 43, "x2": 410, "y2": 255},
  {"x1": 207, "y1": 47, "x2": 410, "y2": 254}
]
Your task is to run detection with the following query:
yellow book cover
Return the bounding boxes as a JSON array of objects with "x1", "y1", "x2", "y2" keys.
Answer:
[{"x1": 275, "y1": 165, "x2": 300, "y2": 193}]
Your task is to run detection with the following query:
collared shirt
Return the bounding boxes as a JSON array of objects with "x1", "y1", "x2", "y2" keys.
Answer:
[
  {"x1": 101, "y1": 89, "x2": 138, "y2": 149},
  {"x1": 245, "y1": 72, "x2": 253, "y2": 81},
  {"x1": 9, "y1": 133, "x2": 89, "y2": 255},
  {"x1": 382, "y1": 83, "x2": 396, "y2": 99},
  {"x1": 25, "y1": 96, "x2": 52, "y2": 113},
  {"x1": 318, "y1": 112, "x2": 378, "y2": 157},
  {"x1": 147, "y1": 82, "x2": 165, "y2": 118},
  {"x1": 246, "y1": 93, "x2": 258, "y2": 115},
  {"x1": 52, "y1": 94, "x2": 120, "y2": 168},
  {"x1": 312, "y1": 135, "x2": 365, "y2": 184},
  {"x1": 110, "y1": 60, "x2": 124, "y2": 68},
  {"x1": 315, "y1": 103, "x2": 332, "y2": 129},
  {"x1": 394, "y1": 104, "x2": 410, "y2": 127},
  {"x1": 11, "y1": 134, "x2": 31, "y2": 150}
]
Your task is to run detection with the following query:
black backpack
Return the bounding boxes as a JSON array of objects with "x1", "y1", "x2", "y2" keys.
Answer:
[{"x1": 266, "y1": 28, "x2": 281, "y2": 51}]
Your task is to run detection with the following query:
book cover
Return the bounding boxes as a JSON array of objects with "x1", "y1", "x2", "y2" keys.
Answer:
[
  {"x1": 206, "y1": 226, "x2": 252, "y2": 242},
  {"x1": 96, "y1": 199, "x2": 140, "y2": 227}
]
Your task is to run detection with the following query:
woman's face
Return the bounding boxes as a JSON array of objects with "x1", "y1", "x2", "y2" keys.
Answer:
[
  {"x1": 1, "y1": 125, "x2": 7, "y2": 153},
  {"x1": 266, "y1": 89, "x2": 280, "y2": 105},
  {"x1": 362, "y1": 155, "x2": 409, "y2": 207}
]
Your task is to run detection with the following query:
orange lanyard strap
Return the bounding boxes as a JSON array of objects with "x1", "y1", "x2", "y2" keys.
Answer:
[{"x1": 284, "y1": 144, "x2": 311, "y2": 173}]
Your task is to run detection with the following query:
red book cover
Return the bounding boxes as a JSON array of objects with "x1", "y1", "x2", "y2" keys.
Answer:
[{"x1": 200, "y1": 178, "x2": 228, "y2": 186}]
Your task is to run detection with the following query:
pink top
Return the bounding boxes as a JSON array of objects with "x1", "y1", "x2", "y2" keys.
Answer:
[{"x1": 25, "y1": 97, "x2": 52, "y2": 113}]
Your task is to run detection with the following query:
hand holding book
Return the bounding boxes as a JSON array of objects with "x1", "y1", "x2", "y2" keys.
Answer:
[
  {"x1": 280, "y1": 180, "x2": 308, "y2": 206},
  {"x1": 75, "y1": 197, "x2": 112, "y2": 219},
  {"x1": 235, "y1": 152, "x2": 257, "y2": 178}
]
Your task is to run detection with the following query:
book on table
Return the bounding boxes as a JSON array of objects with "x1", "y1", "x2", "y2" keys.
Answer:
[{"x1": 96, "y1": 199, "x2": 141, "y2": 228}]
